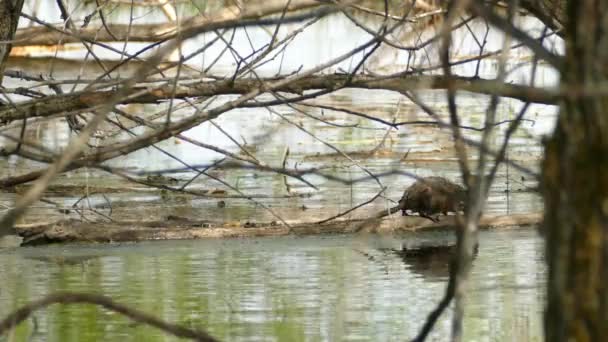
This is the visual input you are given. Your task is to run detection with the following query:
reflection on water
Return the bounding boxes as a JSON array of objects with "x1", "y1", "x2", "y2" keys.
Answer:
[
  {"x1": 0, "y1": 229, "x2": 545, "y2": 341},
  {"x1": 0, "y1": 5, "x2": 553, "y2": 341},
  {"x1": 388, "y1": 244, "x2": 465, "y2": 282},
  {"x1": 0, "y1": 84, "x2": 546, "y2": 225}
]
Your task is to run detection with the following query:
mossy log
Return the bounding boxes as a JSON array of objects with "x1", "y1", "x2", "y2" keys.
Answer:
[{"x1": 11, "y1": 213, "x2": 542, "y2": 246}]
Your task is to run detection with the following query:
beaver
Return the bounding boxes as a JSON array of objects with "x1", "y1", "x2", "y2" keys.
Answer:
[
  {"x1": 351, "y1": 176, "x2": 469, "y2": 233},
  {"x1": 398, "y1": 176, "x2": 467, "y2": 222}
]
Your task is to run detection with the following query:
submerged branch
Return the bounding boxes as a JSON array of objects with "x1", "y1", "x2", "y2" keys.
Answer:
[{"x1": 0, "y1": 292, "x2": 219, "y2": 342}]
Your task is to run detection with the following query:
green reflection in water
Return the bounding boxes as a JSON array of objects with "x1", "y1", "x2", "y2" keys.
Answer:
[{"x1": 0, "y1": 229, "x2": 544, "y2": 341}]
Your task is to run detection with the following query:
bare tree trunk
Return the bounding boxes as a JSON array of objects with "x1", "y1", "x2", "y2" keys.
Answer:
[
  {"x1": 0, "y1": 0, "x2": 25, "y2": 86},
  {"x1": 542, "y1": 1, "x2": 608, "y2": 341}
]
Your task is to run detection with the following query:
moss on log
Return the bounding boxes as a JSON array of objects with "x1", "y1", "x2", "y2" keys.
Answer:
[{"x1": 12, "y1": 213, "x2": 542, "y2": 246}]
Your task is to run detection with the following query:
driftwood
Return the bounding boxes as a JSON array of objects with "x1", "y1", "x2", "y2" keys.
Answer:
[{"x1": 11, "y1": 213, "x2": 543, "y2": 246}]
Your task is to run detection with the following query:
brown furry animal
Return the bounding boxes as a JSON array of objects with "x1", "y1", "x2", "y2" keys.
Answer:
[{"x1": 398, "y1": 176, "x2": 467, "y2": 222}]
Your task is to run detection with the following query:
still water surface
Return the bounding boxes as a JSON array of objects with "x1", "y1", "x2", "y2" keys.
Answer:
[
  {"x1": 0, "y1": 228, "x2": 544, "y2": 341},
  {"x1": 1, "y1": 6, "x2": 550, "y2": 341},
  {"x1": 1, "y1": 11, "x2": 551, "y2": 225}
]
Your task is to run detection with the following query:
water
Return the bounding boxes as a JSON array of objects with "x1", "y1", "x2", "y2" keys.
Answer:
[
  {"x1": 1, "y1": 4, "x2": 552, "y2": 341},
  {"x1": 1, "y1": 10, "x2": 552, "y2": 225},
  {"x1": 0, "y1": 228, "x2": 545, "y2": 341}
]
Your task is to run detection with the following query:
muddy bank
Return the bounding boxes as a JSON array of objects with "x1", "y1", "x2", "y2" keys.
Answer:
[{"x1": 12, "y1": 213, "x2": 542, "y2": 246}]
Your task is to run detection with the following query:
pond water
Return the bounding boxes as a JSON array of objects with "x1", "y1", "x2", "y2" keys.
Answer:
[
  {"x1": 1, "y1": 9, "x2": 553, "y2": 226},
  {"x1": 0, "y1": 228, "x2": 545, "y2": 341},
  {"x1": 0, "y1": 4, "x2": 555, "y2": 341}
]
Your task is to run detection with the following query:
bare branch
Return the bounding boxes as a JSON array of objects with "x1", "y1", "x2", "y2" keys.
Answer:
[{"x1": 0, "y1": 292, "x2": 219, "y2": 342}]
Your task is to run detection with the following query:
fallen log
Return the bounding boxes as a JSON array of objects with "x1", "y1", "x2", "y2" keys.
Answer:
[{"x1": 12, "y1": 213, "x2": 543, "y2": 246}]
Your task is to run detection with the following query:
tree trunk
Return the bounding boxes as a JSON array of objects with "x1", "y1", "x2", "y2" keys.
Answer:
[
  {"x1": 0, "y1": 0, "x2": 24, "y2": 86},
  {"x1": 520, "y1": 0, "x2": 566, "y2": 34},
  {"x1": 542, "y1": 1, "x2": 608, "y2": 341}
]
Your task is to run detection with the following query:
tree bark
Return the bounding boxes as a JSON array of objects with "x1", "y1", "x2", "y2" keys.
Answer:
[
  {"x1": 542, "y1": 1, "x2": 608, "y2": 341},
  {"x1": 520, "y1": 0, "x2": 566, "y2": 34},
  {"x1": 0, "y1": 0, "x2": 25, "y2": 86}
]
